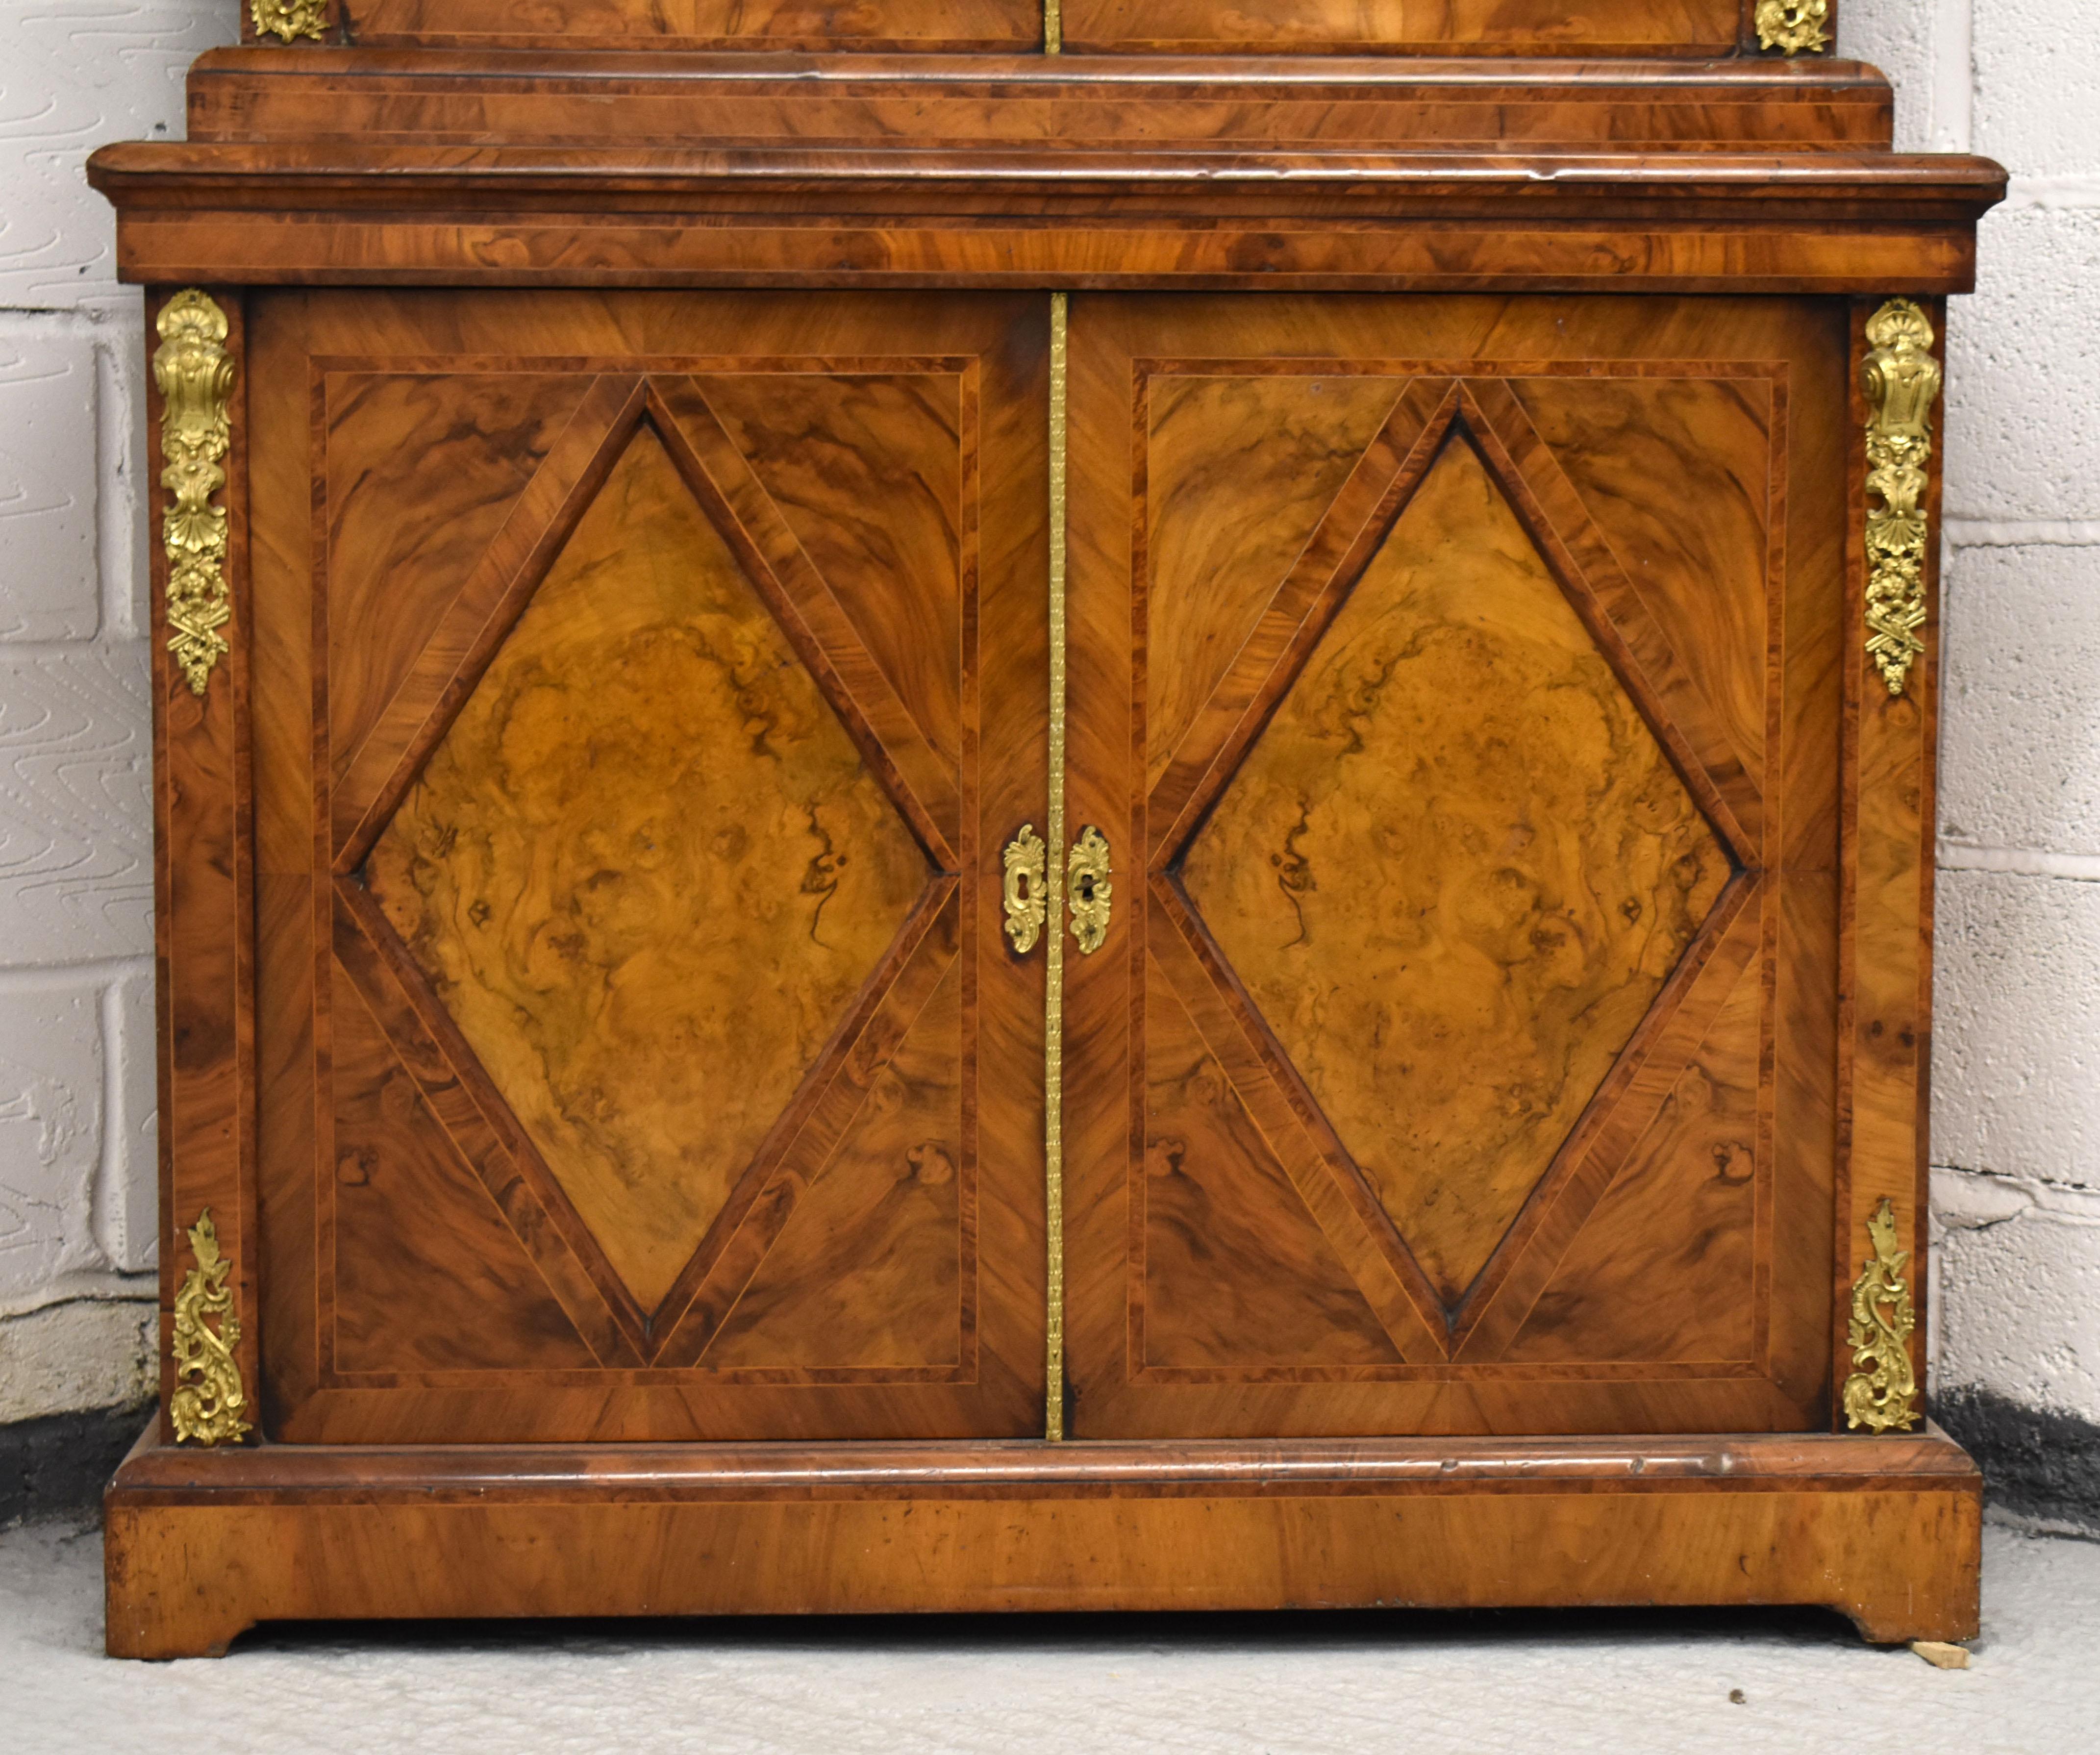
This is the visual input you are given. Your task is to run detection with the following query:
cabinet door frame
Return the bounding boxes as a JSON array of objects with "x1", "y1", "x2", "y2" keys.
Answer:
[
  {"x1": 244, "y1": 289, "x2": 1050, "y2": 1443},
  {"x1": 1060, "y1": 292, "x2": 1851, "y2": 1438}
]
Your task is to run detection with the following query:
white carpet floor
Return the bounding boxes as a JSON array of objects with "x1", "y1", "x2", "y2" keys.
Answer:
[{"x1": 1, "y1": 1515, "x2": 2091, "y2": 1754}]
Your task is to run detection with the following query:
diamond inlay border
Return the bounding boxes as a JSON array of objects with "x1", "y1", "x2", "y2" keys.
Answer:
[
  {"x1": 1133, "y1": 366, "x2": 1776, "y2": 1369},
  {"x1": 318, "y1": 363, "x2": 979, "y2": 1377}
]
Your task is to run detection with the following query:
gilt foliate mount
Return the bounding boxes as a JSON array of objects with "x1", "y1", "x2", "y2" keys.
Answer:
[
  {"x1": 1755, "y1": 0, "x2": 1830, "y2": 55},
  {"x1": 1002, "y1": 823, "x2": 1050, "y2": 954},
  {"x1": 251, "y1": 0, "x2": 326, "y2": 42},
  {"x1": 153, "y1": 289, "x2": 236, "y2": 698},
  {"x1": 1861, "y1": 298, "x2": 1944, "y2": 698},
  {"x1": 1843, "y1": 1199, "x2": 1920, "y2": 1433},
  {"x1": 170, "y1": 1208, "x2": 253, "y2": 1446},
  {"x1": 1066, "y1": 825, "x2": 1112, "y2": 954}
]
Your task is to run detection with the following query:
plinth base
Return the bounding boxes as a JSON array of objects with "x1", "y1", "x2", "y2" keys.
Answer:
[{"x1": 104, "y1": 1425, "x2": 1981, "y2": 1658}]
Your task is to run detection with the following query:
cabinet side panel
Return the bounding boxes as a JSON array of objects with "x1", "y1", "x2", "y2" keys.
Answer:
[
  {"x1": 150, "y1": 288, "x2": 259, "y2": 1443},
  {"x1": 1835, "y1": 296, "x2": 1943, "y2": 1430}
]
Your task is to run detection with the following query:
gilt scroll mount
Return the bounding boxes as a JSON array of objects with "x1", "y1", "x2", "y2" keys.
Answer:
[
  {"x1": 1067, "y1": 826, "x2": 1112, "y2": 954},
  {"x1": 251, "y1": 0, "x2": 326, "y2": 42},
  {"x1": 1862, "y1": 298, "x2": 1944, "y2": 698},
  {"x1": 152, "y1": 289, "x2": 236, "y2": 699},
  {"x1": 1842, "y1": 1198, "x2": 1920, "y2": 1434},
  {"x1": 170, "y1": 1207, "x2": 253, "y2": 1446},
  {"x1": 1002, "y1": 824, "x2": 1049, "y2": 954}
]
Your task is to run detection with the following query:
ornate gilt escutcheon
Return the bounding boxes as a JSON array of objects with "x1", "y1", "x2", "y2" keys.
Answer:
[
  {"x1": 152, "y1": 289, "x2": 236, "y2": 698},
  {"x1": 170, "y1": 1207, "x2": 253, "y2": 1446},
  {"x1": 1755, "y1": 0, "x2": 1829, "y2": 55},
  {"x1": 1002, "y1": 823, "x2": 1050, "y2": 954},
  {"x1": 1067, "y1": 825, "x2": 1112, "y2": 954},
  {"x1": 1861, "y1": 297, "x2": 1944, "y2": 698},
  {"x1": 1842, "y1": 1198, "x2": 1920, "y2": 1433},
  {"x1": 251, "y1": 0, "x2": 326, "y2": 41}
]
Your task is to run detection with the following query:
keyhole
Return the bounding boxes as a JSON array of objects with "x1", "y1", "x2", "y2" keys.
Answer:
[{"x1": 1075, "y1": 874, "x2": 1095, "y2": 903}]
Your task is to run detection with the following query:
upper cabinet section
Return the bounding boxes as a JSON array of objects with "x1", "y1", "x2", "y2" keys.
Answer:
[
  {"x1": 261, "y1": 0, "x2": 1822, "y2": 57},
  {"x1": 102, "y1": 5, "x2": 2000, "y2": 295},
  {"x1": 186, "y1": 50, "x2": 1893, "y2": 154}
]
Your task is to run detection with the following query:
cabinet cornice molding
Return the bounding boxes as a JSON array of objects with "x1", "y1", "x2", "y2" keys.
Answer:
[{"x1": 87, "y1": 145, "x2": 2005, "y2": 293}]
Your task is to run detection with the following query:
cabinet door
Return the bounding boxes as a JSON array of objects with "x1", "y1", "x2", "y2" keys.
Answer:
[
  {"x1": 250, "y1": 291, "x2": 1047, "y2": 1442},
  {"x1": 1064, "y1": 295, "x2": 1843, "y2": 1437}
]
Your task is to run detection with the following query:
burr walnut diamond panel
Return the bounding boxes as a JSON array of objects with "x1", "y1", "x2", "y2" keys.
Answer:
[
  {"x1": 362, "y1": 422, "x2": 930, "y2": 1315},
  {"x1": 1179, "y1": 433, "x2": 1733, "y2": 1309}
]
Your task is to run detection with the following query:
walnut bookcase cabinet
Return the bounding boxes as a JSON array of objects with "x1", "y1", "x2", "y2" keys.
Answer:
[{"x1": 88, "y1": 0, "x2": 2004, "y2": 1658}]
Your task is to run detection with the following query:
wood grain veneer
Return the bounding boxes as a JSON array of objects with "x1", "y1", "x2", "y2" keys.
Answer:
[
  {"x1": 89, "y1": 141, "x2": 2001, "y2": 295},
  {"x1": 104, "y1": 1422, "x2": 1979, "y2": 1660},
  {"x1": 92, "y1": 55, "x2": 1994, "y2": 294},
  {"x1": 1063, "y1": 0, "x2": 1754, "y2": 58},
  {"x1": 361, "y1": 424, "x2": 931, "y2": 1313},
  {"x1": 276, "y1": 0, "x2": 1039, "y2": 53},
  {"x1": 182, "y1": 50, "x2": 1897, "y2": 152},
  {"x1": 150, "y1": 286, "x2": 260, "y2": 1442},
  {"x1": 1836, "y1": 297, "x2": 1944, "y2": 1425}
]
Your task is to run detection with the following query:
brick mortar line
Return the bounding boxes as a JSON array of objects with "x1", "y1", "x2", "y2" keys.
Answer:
[
  {"x1": 2001, "y1": 174, "x2": 2100, "y2": 210},
  {"x1": 0, "y1": 956, "x2": 152, "y2": 989},
  {"x1": 1938, "y1": 844, "x2": 2100, "y2": 881},
  {"x1": 1944, "y1": 520, "x2": 2100, "y2": 549},
  {"x1": 0, "y1": 1281, "x2": 156, "y2": 1325},
  {"x1": 1933, "y1": 1163, "x2": 2100, "y2": 1203}
]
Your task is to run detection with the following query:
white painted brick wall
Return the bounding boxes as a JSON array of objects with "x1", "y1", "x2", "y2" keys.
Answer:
[
  {"x1": 1849, "y1": 0, "x2": 2100, "y2": 1437},
  {"x1": 0, "y1": 1, "x2": 229, "y2": 309},
  {"x1": 1945, "y1": 207, "x2": 2100, "y2": 525},
  {"x1": 0, "y1": 0, "x2": 234, "y2": 1422},
  {"x1": 0, "y1": 3, "x2": 2091, "y2": 1436}
]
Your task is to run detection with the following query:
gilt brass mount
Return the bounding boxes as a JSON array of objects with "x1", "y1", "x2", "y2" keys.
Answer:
[
  {"x1": 1862, "y1": 298, "x2": 1944, "y2": 698},
  {"x1": 1755, "y1": 0, "x2": 1829, "y2": 55},
  {"x1": 1842, "y1": 1198, "x2": 1920, "y2": 1434},
  {"x1": 251, "y1": 0, "x2": 326, "y2": 42},
  {"x1": 1002, "y1": 824, "x2": 1049, "y2": 954},
  {"x1": 152, "y1": 289, "x2": 236, "y2": 698},
  {"x1": 1067, "y1": 826, "x2": 1112, "y2": 954},
  {"x1": 170, "y1": 1208, "x2": 252, "y2": 1446}
]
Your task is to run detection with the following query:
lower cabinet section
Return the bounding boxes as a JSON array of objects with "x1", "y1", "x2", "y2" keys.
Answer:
[{"x1": 124, "y1": 284, "x2": 1974, "y2": 1650}]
